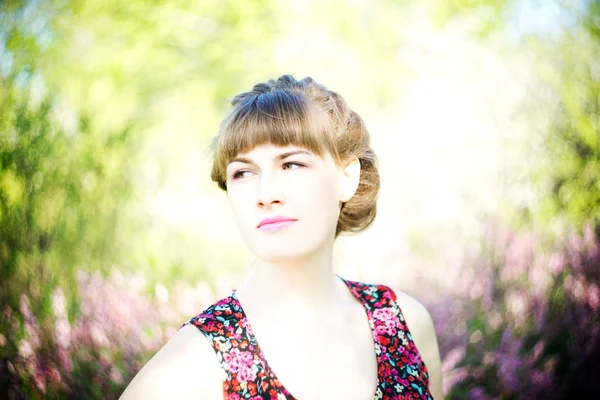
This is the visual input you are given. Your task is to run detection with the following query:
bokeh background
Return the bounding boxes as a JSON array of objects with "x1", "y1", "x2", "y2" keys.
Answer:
[{"x1": 1, "y1": 0, "x2": 599, "y2": 398}]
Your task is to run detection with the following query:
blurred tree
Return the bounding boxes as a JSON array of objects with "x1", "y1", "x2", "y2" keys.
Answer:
[
  {"x1": 534, "y1": 1, "x2": 600, "y2": 229},
  {"x1": 0, "y1": 2, "x2": 138, "y2": 396},
  {"x1": 424, "y1": 0, "x2": 513, "y2": 36},
  {"x1": 430, "y1": 0, "x2": 600, "y2": 230},
  {"x1": 1, "y1": 0, "x2": 278, "y2": 397}
]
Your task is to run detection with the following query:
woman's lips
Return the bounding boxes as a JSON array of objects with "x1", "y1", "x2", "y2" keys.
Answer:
[
  {"x1": 257, "y1": 217, "x2": 297, "y2": 231},
  {"x1": 258, "y1": 220, "x2": 296, "y2": 232}
]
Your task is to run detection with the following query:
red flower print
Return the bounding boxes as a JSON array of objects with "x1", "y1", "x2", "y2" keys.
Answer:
[{"x1": 248, "y1": 382, "x2": 258, "y2": 396}]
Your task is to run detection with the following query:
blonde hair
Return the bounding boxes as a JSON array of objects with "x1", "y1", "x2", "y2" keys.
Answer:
[{"x1": 210, "y1": 75, "x2": 380, "y2": 237}]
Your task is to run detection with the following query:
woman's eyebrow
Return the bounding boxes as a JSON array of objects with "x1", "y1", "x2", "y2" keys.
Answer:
[
  {"x1": 228, "y1": 150, "x2": 312, "y2": 166},
  {"x1": 228, "y1": 156, "x2": 254, "y2": 165},
  {"x1": 275, "y1": 150, "x2": 312, "y2": 160}
]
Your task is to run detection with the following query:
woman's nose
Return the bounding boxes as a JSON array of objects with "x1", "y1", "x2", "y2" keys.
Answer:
[{"x1": 256, "y1": 173, "x2": 283, "y2": 207}]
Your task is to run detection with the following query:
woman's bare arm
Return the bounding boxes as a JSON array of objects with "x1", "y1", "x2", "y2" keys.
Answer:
[
  {"x1": 120, "y1": 325, "x2": 223, "y2": 400},
  {"x1": 393, "y1": 288, "x2": 444, "y2": 400}
]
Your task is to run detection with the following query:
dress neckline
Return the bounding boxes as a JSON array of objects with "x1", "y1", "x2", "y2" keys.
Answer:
[{"x1": 229, "y1": 275, "x2": 383, "y2": 400}]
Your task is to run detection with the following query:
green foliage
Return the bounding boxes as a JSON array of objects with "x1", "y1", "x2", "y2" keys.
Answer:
[
  {"x1": 0, "y1": 74, "x2": 135, "y2": 285},
  {"x1": 425, "y1": 0, "x2": 512, "y2": 37},
  {"x1": 528, "y1": 1, "x2": 600, "y2": 230},
  {"x1": 0, "y1": 0, "x2": 282, "y2": 295},
  {"x1": 0, "y1": 70, "x2": 140, "y2": 399},
  {"x1": 1, "y1": 0, "x2": 280, "y2": 396},
  {"x1": 545, "y1": 51, "x2": 599, "y2": 225}
]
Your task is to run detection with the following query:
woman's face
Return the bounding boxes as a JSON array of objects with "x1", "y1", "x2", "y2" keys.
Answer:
[{"x1": 225, "y1": 143, "x2": 347, "y2": 263}]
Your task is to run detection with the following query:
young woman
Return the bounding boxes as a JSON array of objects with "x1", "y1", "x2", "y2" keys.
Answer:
[{"x1": 121, "y1": 75, "x2": 443, "y2": 399}]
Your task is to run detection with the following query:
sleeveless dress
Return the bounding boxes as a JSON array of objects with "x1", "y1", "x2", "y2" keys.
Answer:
[{"x1": 181, "y1": 276, "x2": 432, "y2": 400}]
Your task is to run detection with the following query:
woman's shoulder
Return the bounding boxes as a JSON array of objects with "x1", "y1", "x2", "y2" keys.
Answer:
[
  {"x1": 341, "y1": 277, "x2": 443, "y2": 398},
  {"x1": 387, "y1": 285, "x2": 444, "y2": 400},
  {"x1": 119, "y1": 297, "x2": 235, "y2": 400},
  {"x1": 120, "y1": 325, "x2": 223, "y2": 399}
]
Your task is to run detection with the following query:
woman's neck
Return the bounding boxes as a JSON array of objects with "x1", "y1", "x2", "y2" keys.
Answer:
[{"x1": 235, "y1": 246, "x2": 350, "y2": 321}]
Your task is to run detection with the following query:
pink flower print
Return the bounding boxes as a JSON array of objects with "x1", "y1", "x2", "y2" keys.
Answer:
[
  {"x1": 242, "y1": 318, "x2": 254, "y2": 336},
  {"x1": 240, "y1": 351, "x2": 253, "y2": 366},
  {"x1": 373, "y1": 307, "x2": 400, "y2": 337},
  {"x1": 223, "y1": 348, "x2": 254, "y2": 373},
  {"x1": 236, "y1": 366, "x2": 257, "y2": 383},
  {"x1": 375, "y1": 325, "x2": 388, "y2": 335},
  {"x1": 373, "y1": 307, "x2": 395, "y2": 323}
]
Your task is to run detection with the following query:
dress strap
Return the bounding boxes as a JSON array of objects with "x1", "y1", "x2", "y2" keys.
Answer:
[
  {"x1": 183, "y1": 293, "x2": 297, "y2": 399},
  {"x1": 339, "y1": 278, "x2": 431, "y2": 395}
]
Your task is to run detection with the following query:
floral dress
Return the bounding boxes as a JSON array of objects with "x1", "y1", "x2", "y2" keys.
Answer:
[{"x1": 181, "y1": 276, "x2": 432, "y2": 400}]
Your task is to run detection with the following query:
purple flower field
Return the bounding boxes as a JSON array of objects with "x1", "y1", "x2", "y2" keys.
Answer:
[{"x1": 2, "y1": 221, "x2": 598, "y2": 399}]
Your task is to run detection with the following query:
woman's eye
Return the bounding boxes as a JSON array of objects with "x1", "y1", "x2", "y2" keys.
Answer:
[
  {"x1": 231, "y1": 163, "x2": 304, "y2": 179},
  {"x1": 282, "y1": 162, "x2": 305, "y2": 170},
  {"x1": 232, "y1": 170, "x2": 253, "y2": 179}
]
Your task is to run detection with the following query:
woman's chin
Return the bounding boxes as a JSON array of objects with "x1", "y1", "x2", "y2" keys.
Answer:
[
  {"x1": 252, "y1": 251, "x2": 306, "y2": 265},
  {"x1": 250, "y1": 245, "x2": 320, "y2": 265},
  {"x1": 245, "y1": 231, "x2": 333, "y2": 265}
]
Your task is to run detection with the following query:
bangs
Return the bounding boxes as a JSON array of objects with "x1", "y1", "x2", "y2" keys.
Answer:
[{"x1": 211, "y1": 89, "x2": 335, "y2": 190}]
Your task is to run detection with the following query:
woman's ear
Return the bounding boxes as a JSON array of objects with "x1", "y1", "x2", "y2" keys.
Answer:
[{"x1": 340, "y1": 157, "x2": 361, "y2": 203}]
